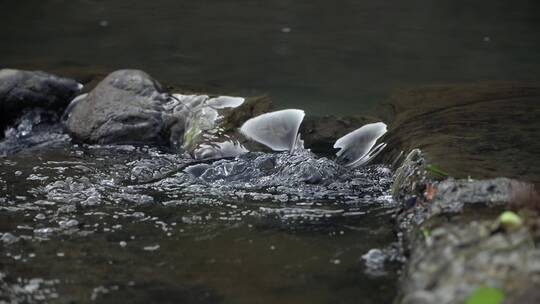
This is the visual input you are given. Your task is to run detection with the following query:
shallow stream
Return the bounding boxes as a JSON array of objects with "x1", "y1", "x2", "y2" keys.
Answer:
[
  {"x1": 0, "y1": 113, "x2": 399, "y2": 303},
  {"x1": 2, "y1": 0, "x2": 539, "y2": 303}
]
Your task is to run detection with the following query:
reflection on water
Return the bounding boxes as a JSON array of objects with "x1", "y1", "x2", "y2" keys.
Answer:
[{"x1": 1, "y1": 0, "x2": 539, "y2": 114}]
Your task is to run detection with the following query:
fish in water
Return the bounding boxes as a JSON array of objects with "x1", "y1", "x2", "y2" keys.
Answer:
[
  {"x1": 333, "y1": 122, "x2": 387, "y2": 168},
  {"x1": 238, "y1": 109, "x2": 387, "y2": 168},
  {"x1": 239, "y1": 109, "x2": 305, "y2": 153},
  {"x1": 190, "y1": 107, "x2": 387, "y2": 168}
]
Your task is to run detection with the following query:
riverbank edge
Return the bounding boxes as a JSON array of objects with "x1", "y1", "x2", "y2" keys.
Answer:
[{"x1": 389, "y1": 149, "x2": 540, "y2": 304}]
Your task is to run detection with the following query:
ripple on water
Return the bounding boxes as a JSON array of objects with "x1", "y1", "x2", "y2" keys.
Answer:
[{"x1": 0, "y1": 141, "x2": 400, "y2": 303}]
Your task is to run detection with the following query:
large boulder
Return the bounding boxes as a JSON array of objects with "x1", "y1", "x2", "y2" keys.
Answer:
[
  {"x1": 0, "y1": 69, "x2": 81, "y2": 135},
  {"x1": 64, "y1": 69, "x2": 181, "y2": 145},
  {"x1": 391, "y1": 149, "x2": 540, "y2": 304}
]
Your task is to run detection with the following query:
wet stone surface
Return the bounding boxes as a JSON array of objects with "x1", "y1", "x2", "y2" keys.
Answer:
[
  {"x1": 391, "y1": 149, "x2": 540, "y2": 304},
  {"x1": 0, "y1": 129, "x2": 400, "y2": 303},
  {"x1": 0, "y1": 69, "x2": 81, "y2": 136}
]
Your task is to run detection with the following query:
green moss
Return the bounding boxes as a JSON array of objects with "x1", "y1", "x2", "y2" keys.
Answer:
[{"x1": 466, "y1": 287, "x2": 505, "y2": 304}]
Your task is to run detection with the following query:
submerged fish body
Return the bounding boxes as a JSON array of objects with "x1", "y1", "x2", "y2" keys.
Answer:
[
  {"x1": 238, "y1": 109, "x2": 387, "y2": 167},
  {"x1": 184, "y1": 107, "x2": 387, "y2": 181}
]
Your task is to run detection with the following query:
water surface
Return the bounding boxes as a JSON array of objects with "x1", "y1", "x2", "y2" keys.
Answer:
[
  {"x1": 0, "y1": 119, "x2": 399, "y2": 303},
  {"x1": 1, "y1": 0, "x2": 539, "y2": 114}
]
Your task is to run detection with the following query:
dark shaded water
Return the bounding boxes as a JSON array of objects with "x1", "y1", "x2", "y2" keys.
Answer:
[
  {"x1": 1, "y1": 1, "x2": 540, "y2": 303},
  {"x1": 1, "y1": 0, "x2": 540, "y2": 114}
]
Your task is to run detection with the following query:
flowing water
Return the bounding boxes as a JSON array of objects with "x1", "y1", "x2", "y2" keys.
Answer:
[
  {"x1": 1, "y1": 0, "x2": 540, "y2": 114},
  {"x1": 1, "y1": 0, "x2": 540, "y2": 303},
  {"x1": 0, "y1": 112, "x2": 399, "y2": 303}
]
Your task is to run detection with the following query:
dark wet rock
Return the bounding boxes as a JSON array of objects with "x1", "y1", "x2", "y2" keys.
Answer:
[
  {"x1": 0, "y1": 69, "x2": 81, "y2": 136},
  {"x1": 0, "y1": 109, "x2": 70, "y2": 156},
  {"x1": 429, "y1": 178, "x2": 517, "y2": 216},
  {"x1": 391, "y1": 149, "x2": 540, "y2": 304},
  {"x1": 379, "y1": 82, "x2": 540, "y2": 184},
  {"x1": 392, "y1": 150, "x2": 530, "y2": 228},
  {"x1": 64, "y1": 69, "x2": 180, "y2": 145},
  {"x1": 61, "y1": 69, "x2": 277, "y2": 154},
  {"x1": 391, "y1": 149, "x2": 426, "y2": 203},
  {"x1": 399, "y1": 220, "x2": 540, "y2": 304}
]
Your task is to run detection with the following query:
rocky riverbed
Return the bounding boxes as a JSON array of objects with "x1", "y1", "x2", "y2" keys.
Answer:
[{"x1": 1, "y1": 69, "x2": 539, "y2": 303}]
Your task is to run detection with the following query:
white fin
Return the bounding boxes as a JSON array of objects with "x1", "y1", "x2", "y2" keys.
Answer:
[
  {"x1": 334, "y1": 122, "x2": 387, "y2": 168},
  {"x1": 206, "y1": 96, "x2": 245, "y2": 109},
  {"x1": 62, "y1": 93, "x2": 88, "y2": 121},
  {"x1": 240, "y1": 109, "x2": 305, "y2": 152}
]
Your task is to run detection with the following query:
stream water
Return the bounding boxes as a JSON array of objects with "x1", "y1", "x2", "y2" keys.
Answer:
[
  {"x1": 0, "y1": 113, "x2": 399, "y2": 303},
  {"x1": 1, "y1": 0, "x2": 539, "y2": 114},
  {"x1": 1, "y1": 0, "x2": 539, "y2": 303}
]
